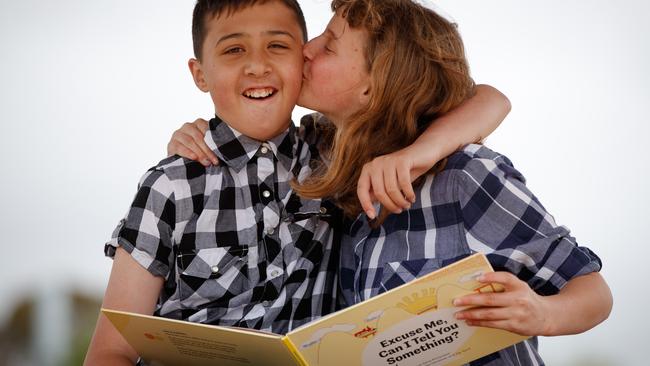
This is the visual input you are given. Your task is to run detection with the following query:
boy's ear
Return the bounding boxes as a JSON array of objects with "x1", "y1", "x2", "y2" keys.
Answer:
[{"x1": 189, "y1": 58, "x2": 209, "y2": 92}]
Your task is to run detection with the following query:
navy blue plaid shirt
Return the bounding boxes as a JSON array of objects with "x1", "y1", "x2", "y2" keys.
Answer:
[{"x1": 340, "y1": 144, "x2": 602, "y2": 366}]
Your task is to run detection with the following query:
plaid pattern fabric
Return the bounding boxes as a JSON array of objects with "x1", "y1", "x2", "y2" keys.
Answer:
[
  {"x1": 106, "y1": 116, "x2": 340, "y2": 335},
  {"x1": 340, "y1": 144, "x2": 602, "y2": 366}
]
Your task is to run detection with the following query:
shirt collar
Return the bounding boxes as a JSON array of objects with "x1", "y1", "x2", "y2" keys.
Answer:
[{"x1": 204, "y1": 116, "x2": 297, "y2": 172}]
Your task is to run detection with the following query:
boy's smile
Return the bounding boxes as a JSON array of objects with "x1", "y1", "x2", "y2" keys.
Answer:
[{"x1": 189, "y1": 1, "x2": 304, "y2": 141}]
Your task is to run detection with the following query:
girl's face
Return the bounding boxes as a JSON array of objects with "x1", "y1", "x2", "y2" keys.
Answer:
[{"x1": 298, "y1": 12, "x2": 371, "y2": 126}]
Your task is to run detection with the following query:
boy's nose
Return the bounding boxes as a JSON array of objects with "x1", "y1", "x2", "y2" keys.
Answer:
[{"x1": 244, "y1": 52, "x2": 272, "y2": 77}]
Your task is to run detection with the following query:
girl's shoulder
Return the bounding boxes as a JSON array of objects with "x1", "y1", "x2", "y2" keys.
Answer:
[{"x1": 441, "y1": 144, "x2": 525, "y2": 185}]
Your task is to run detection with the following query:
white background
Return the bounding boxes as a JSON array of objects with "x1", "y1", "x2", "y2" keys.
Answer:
[{"x1": 0, "y1": 0, "x2": 648, "y2": 364}]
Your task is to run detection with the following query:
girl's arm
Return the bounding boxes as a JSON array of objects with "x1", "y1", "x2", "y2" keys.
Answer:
[
  {"x1": 453, "y1": 271, "x2": 612, "y2": 336},
  {"x1": 166, "y1": 85, "x2": 510, "y2": 218},
  {"x1": 358, "y1": 84, "x2": 510, "y2": 218}
]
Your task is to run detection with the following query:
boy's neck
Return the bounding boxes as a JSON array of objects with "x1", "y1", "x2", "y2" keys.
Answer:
[{"x1": 213, "y1": 112, "x2": 292, "y2": 142}]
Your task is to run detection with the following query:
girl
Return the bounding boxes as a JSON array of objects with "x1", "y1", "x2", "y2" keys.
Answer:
[{"x1": 301, "y1": 0, "x2": 612, "y2": 364}]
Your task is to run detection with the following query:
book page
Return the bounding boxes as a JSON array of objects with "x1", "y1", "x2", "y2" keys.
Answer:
[
  {"x1": 103, "y1": 309, "x2": 299, "y2": 366},
  {"x1": 285, "y1": 253, "x2": 527, "y2": 366}
]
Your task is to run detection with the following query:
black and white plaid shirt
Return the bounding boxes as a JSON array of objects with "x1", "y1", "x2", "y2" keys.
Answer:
[{"x1": 106, "y1": 116, "x2": 340, "y2": 334}]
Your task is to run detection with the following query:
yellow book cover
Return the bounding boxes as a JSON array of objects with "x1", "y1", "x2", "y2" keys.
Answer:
[{"x1": 103, "y1": 253, "x2": 528, "y2": 366}]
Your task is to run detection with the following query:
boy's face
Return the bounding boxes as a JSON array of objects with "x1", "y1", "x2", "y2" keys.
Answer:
[{"x1": 189, "y1": 1, "x2": 304, "y2": 141}]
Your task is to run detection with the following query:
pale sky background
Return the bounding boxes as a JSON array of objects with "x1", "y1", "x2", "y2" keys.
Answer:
[{"x1": 0, "y1": 0, "x2": 648, "y2": 365}]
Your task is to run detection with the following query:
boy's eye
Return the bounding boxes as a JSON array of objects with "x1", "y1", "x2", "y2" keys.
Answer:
[
  {"x1": 269, "y1": 43, "x2": 289, "y2": 50},
  {"x1": 224, "y1": 47, "x2": 244, "y2": 54}
]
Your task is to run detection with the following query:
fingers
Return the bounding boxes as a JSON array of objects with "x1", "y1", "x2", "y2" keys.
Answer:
[
  {"x1": 455, "y1": 305, "x2": 513, "y2": 322},
  {"x1": 477, "y1": 271, "x2": 523, "y2": 291},
  {"x1": 357, "y1": 166, "x2": 376, "y2": 219},
  {"x1": 168, "y1": 129, "x2": 209, "y2": 164},
  {"x1": 453, "y1": 291, "x2": 512, "y2": 308},
  {"x1": 356, "y1": 156, "x2": 416, "y2": 218},
  {"x1": 396, "y1": 163, "x2": 416, "y2": 204},
  {"x1": 194, "y1": 118, "x2": 209, "y2": 134},
  {"x1": 167, "y1": 120, "x2": 218, "y2": 166},
  {"x1": 184, "y1": 121, "x2": 218, "y2": 165},
  {"x1": 369, "y1": 166, "x2": 402, "y2": 214},
  {"x1": 462, "y1": 319, "x2": 522, "y2": 334},
  {"x1": 382, "y1": 167, "x2": 412, "y2": 211},
  {"x1": 168, "y1": 141, "x2": 196, "y2": 160}
]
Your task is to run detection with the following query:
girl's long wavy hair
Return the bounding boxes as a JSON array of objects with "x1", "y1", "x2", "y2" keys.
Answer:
[{"x1": 295, "y1": 0, "x2": 475, "y2": 221}]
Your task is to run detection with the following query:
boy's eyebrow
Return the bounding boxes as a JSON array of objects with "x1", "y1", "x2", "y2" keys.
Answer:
[
  {"x1": 265, "y1": 30, "x2": 296, "y2": 40},
  {"x1": 216, "y1": 32, "x2": 246, "y2": 46},
  {"x1": 216, "y1": 30, "x2": 296, "y2": 46}
]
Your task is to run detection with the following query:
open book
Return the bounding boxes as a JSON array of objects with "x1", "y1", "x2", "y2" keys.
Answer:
[{"x1": 103, "y1": 253, "x2": 528, "y2": 366}]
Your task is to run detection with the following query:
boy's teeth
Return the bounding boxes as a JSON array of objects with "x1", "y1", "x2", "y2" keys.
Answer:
[{"x1": 244, "y1": 88, "x2": 274, "y2": 98}]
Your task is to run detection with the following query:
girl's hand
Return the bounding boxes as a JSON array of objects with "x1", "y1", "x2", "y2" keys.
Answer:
[
  {"x1": 167, "y1": 118, "x2": 217, "y2": 166},
  {"x1": 357, "y1": 143, "x2": 437, "y2": 219},
  {"x1": 452, "y1": 271, "x2": 552, "y2": 337}
]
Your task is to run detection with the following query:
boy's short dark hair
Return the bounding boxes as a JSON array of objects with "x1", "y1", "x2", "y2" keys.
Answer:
[{"x1": 192, "y1": 0, "x2": 308, "y2": 60}]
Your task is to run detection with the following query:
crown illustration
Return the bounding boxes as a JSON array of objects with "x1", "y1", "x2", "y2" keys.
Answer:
[{"x1": 396, "y1": 287, "x2": 438, "y2": 315}]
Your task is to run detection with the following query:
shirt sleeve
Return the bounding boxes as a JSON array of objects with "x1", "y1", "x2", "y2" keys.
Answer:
[
  {"x1": 104, "y1": 167, "x2": 176, "y2": 279},
  {"x1": 452, "y1": 146, "x2": 601, "y2": 295}
]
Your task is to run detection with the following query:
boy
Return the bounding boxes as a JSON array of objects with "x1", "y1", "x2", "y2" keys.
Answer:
[{"x1": 85, "y1": 1, "x2": 340, "y2": 364}]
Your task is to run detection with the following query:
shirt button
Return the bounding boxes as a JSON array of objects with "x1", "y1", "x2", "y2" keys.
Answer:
[
  {"x1": 211, "y1": 265, "x2": 219, "y2": 274},
  {"x1": 262, "y1": 190, "x2": 271, "y2": 198},
  {"x1": 270, "y1": 269, "x2": 282, "y2": 278},
  {"x1": 319, "y1": 207, "x2": 328, "y2": 214},
  {"x1": 262, "y1": 300, "x2": 271, "y2": 307},
  {"x1": 260, "y1": 146, "x2": 269, "y2": 154},
  {"x1": 266, "y1": 227, "x2": 275, "y2": 235}
]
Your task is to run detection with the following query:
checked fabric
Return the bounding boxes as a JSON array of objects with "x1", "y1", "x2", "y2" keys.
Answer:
[
  {"x1": 106, "y1": 115, "x2": 340, "y2": 335},
  {"x1": 340, "y1": 144, "x2": 602, "y2": 366}
]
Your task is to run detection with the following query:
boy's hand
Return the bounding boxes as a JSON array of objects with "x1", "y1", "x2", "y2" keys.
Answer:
[
  {"x1": 357, "y1": 143, "x2": 438, "y2": 219},
  {"x1": 452, "y1": 271, "x2": 552, "y2": 337},
  {"x1": 167, "y1": 118, "x2": 217, "y2": 166}
]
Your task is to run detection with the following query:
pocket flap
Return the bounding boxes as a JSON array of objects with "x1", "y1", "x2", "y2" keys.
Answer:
[{"x1": 178, "y1": 247, "x2": 248, "y2": 279}]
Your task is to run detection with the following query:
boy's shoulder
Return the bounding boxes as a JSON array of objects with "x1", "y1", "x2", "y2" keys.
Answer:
[
  {"x1": 150, "y1": 155, "x2": 207, "y2": 182},
  {"x1": 134, "y1": 156, "x2": 208, "y2": 204}
]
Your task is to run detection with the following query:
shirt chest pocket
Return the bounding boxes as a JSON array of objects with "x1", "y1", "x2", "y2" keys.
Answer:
[
  {"x1": 379, "y1": 258, "x2": 441, "y2": 294},
  {"x1": 176, "y1": 247, "x2": 253, "y2": 308}
]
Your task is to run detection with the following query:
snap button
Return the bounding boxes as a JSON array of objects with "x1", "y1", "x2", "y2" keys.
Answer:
[
  {"x1": 262, "y1": 190, "x2": 271, "y2": 198},
  {"x1": 210, "y1": 265, "x2": 219, "y2": 274},
  {"x1": 270, "y1": 269, "x2": 282, "y2": 278}
]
